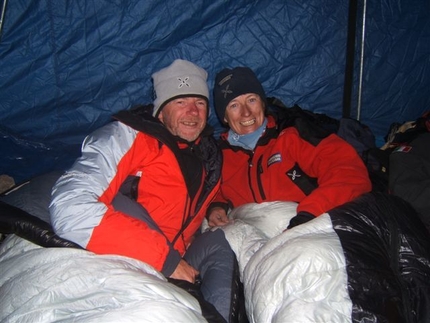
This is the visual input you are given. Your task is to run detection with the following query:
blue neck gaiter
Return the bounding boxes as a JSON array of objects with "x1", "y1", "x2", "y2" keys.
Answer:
[{"x1": 227, "y1": 118, "x2": 268, "y2": 150}]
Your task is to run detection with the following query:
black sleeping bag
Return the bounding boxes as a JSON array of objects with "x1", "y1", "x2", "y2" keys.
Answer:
[
  {"x1": 329, "y1": 192, "x2": 430, "y2": 323},
  {"x1": 0, "y1": 200, "x2": 81, "y2": 248}
]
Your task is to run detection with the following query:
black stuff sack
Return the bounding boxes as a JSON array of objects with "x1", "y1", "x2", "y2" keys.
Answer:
[{"x1": 389, "y1": 132, "x2": 430, "y2": 233}]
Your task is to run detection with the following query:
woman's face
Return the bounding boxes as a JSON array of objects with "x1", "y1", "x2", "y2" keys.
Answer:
[{"x1": 224, "y1": 93, "x2": 265, "y2": 135}]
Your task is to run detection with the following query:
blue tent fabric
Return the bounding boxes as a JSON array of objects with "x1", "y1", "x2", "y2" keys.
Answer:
[{"x1": 1, "y1": 0, "x2": 429, "y2": 183}]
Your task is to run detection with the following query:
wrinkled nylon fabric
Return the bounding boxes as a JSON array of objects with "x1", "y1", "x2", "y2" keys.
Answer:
[{"x1": 1, "y1": 0, "x2": 429, "y2": 183}]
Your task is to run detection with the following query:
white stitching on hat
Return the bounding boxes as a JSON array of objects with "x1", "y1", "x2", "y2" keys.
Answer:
[
  {"x1": 178, "y1": 77, "x2": 190, "y2": 88},
  {"x1": 219, "y1": 74, "x2": 232, "y2": 86},
  {"x1": 222, "y1": 84, "x2": 232, "y2": 99}
]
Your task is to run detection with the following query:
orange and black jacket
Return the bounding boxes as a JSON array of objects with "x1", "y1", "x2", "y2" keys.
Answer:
[{"x1": 209, "y1": 115, "x2": 371, "y2": 226}]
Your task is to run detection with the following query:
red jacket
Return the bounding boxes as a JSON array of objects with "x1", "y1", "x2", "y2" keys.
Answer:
[
  {"x1": 50, "y1": 108, "x2": 221, "y2": 275},
  {"x1": 212, "y1": 115, "x2": 371, "y2": 217}
]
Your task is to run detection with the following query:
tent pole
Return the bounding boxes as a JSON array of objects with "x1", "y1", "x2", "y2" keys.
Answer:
[
  {"x1": 356, "y1": 0, "x2": 367, "y2": 121},
  {"x1": 342, "y1": 0, "x2": 358, "y2": 119},
  {"x1": 0, "y1": 0, "x2": 7, "y2": 41}
]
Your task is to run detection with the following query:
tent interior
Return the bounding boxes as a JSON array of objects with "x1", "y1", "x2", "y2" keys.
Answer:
[
  {"x1": 1, "y1": 2, "x2": 430, "y2": 323},
  {"x1": 0, "y1": 0, "x2": 429, "y2": 185}
]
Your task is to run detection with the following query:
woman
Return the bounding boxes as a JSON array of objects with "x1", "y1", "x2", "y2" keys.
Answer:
[{"x1": 207, "y1": 66, "x2": 371, "y2": 229}]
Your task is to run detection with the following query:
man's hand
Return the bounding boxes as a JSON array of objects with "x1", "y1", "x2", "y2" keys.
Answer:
[
  {"x1": 170, "y1": 259, "x2": 199, "y2": 283},
  {"x1": 207, "y1": 207, "x2": 230, "y2": 227}
]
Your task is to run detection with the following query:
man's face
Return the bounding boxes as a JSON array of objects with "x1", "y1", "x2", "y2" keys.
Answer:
[
  {"x1": 224, "y1": 93, "x2": 265, "y2": 135},
  {"x1": 158, "y1": 97, "x2": 208, "y2": 142}
]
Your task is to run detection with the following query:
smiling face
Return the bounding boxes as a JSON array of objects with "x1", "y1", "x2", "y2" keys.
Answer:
[
  {"x1": 158, "y1": 96, "x2": 208, "y2": 142},
  {"x1": 224, "y1": 93, "x2": 265, "y2": 135}
]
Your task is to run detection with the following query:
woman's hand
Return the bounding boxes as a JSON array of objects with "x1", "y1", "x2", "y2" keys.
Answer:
[{"x1": 207, "y1": 207, "x2": 230, "y2": 227}]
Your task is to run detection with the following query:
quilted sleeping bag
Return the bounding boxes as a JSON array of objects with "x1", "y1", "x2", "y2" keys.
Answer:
[{"x1": 221, "y1": 192, "x2": 430, "y2": 323}]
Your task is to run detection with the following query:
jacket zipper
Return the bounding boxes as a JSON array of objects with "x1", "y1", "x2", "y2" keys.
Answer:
[
  {"x1": 256, "y1": 155, "x2": 266, "y2": 200},
  {"x1": 171, "y1": 196, "x2": 191, "y2": 247},
  {"x1": 248, "y1": 151, "x2": 266, "y2": 202},
  {"x1": 171, "y1": 162, "x2": 208, "y2": 247}
]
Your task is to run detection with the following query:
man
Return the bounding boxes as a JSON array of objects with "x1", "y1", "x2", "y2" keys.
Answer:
[
  {"x1": 207, "y1": 66, "x2": 372, "y2": 228},
  {"x1": 50, "y1": 59, "x2": 239, "y2": 322}
]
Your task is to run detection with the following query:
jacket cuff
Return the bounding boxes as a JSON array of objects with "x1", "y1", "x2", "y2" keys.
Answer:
[
  {"x1": 287, "y1": 211, "x2": 315, "y2": 229},
  {"x1": 206, "y1": 202, "x2": 229, "y2": 219},
  {"x1": 161, "y1": 248, "x2": 182, "y2": 277}
]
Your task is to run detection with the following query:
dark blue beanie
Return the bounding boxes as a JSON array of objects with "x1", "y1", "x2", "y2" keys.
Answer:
[{"x1": 213, "y1": 67, "x2": 266, "y2": 123}]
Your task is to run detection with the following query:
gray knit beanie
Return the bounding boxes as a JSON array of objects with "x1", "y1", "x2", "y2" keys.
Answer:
[
  {"x1": 213, "y1": 67, "x2": 266, "y2": 123},
  {"x1": 152, "y1": 59, "x2": 209, "y2": 117}
]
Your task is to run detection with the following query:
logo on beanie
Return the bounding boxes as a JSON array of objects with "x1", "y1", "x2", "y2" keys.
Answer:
[
  {"x1": 178, "y1": 77, "x2": 190, "y2": 88},
  {"x1": 222, "y1": 84, "x2": 233, "y2": 99},
  {"x1": 218, "y1": 74, "x2": 233, "y2": 99}
]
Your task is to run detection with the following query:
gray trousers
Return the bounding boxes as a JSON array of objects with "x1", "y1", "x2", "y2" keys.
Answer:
[
  {"x1": 112, "y1": 191, "x2": 238, "y2": 322},
  {"x1": 184, "y1": 229, "x2": 236, "y2": 322}
]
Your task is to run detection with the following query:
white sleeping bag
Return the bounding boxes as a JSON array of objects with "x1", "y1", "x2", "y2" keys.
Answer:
[
  {"x1": 221, "y1": 201, "x2": 353, "y2": 323},
  {"x1": 0, "y1": 235, "x2": 206, "y2": 323}
]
